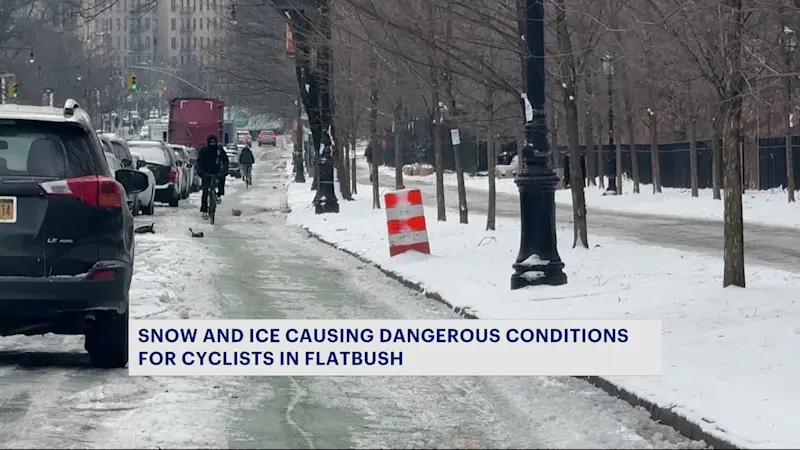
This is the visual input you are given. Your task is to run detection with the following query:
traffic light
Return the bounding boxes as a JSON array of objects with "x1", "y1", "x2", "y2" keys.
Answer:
[
  {"x1": 126, "y1": 72, "x2": 137, "y2": 91},
  {"x1": 8, "y1": 82, "x2": 18, "y2": 99}
]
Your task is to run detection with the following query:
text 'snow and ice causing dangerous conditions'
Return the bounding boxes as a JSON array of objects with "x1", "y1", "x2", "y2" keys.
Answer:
[{"x1": 129, "y1": 319, "x2": 662, "y2": 376}]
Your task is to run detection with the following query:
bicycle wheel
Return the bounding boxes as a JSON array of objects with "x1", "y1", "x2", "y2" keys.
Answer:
[{"x1": 208, "y1": 182, "x2": 217, "y2": 225}]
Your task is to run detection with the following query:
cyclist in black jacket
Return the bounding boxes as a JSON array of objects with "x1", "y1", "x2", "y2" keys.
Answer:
[
  {"x1": 196, "y1": 135, "x2": 229, "y2": 218},
  {"x1": 239, "y1": 145, "x2": 255, "y2": 184}
]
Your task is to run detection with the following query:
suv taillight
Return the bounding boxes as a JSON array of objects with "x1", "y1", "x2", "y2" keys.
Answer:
[
  {"x1": 40, "y1": 176, "x2": 123, "y2": 208},
  {"x1": 169, "y1": 167, "x2": 178, "y2": 183}
]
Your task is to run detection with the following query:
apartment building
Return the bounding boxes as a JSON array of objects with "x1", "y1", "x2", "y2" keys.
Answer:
[
  {"x1": 157, "y1": 0, "x2": 229, "y2": 70},
  {"x1": 80, "y1": 0, "x2": 160, "y2": 69},
  {"x1": 81, "y1": 0, "x2": 227, "y2": 91}
]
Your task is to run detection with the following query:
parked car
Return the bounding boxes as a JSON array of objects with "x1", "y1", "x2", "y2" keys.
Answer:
[
  {"x1": 186, "y1": 146, "x2": 201, "y2": 191},
  {"x1": 100, "y1": 134, "x2": 139, "y2": 213},
  {"x1": 102, "y1": 134, "x2": 134, "y2": 167},
  {"x1": 0, "y1": 99, "x2": 148, "y2": 368},
  {"x1": 127, "y1": 140, "x2": 182, "y2": 207},
  {"x1": 225, "y1": 143, "x2": 242, "y2": 178},
  {"x1": 104, "y1": 152, "x2": 142, "y2": 215},
  {"x1": 258, "y1": 129, "x2": 276, "y2": 146},
  {"x1": 130, "y1": 152, "x2": 156, "y2": 215},
  {"x1": 169, "y1": 144, "x2": 192, "y2": 199}
]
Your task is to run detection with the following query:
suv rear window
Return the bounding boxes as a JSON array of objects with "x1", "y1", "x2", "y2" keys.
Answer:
[
  {"x1": 0, "y1": 121, "x2": 99, "y2": 178},
  {"x1": 130, "y1": 144, "x2": 171, "y2": 165}
]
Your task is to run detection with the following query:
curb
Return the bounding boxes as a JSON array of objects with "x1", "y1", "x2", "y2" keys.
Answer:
[{"x1": 299, "y1": 226, "x2": 739, "y2": 450}]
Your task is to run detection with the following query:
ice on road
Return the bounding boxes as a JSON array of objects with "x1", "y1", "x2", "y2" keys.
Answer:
[{"x1": 0, "y1": 143, "x2": 704, "y2": 449}]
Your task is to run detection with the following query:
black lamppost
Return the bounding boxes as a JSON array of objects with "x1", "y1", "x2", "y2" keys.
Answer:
[
  {"x1": 602, "y1": 54, "x2": 618, "y2": 195},
  {"x1": 510, "y1": 0, "x2": 567, "y2": 289}
]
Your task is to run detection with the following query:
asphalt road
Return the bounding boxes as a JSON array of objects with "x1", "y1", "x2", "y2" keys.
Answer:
[{"x1": 355, "y1": 162, "x2": 799, "y2": 272}]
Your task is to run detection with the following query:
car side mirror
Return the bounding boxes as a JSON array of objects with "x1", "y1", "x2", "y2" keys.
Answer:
[
  {"x1": 136, "y1": 159, "x2": 146, "y2": 169},
  {"x1": 175, "y1": 160, "x2": 183, "y2": 167},
  {"x1": 116, "y1": 169, "x2": 149, "y2": 195}
]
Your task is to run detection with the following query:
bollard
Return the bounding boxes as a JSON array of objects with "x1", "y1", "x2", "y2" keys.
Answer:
[{"x1": 383, "y1": 188, "x2": 430, "y2": 256}]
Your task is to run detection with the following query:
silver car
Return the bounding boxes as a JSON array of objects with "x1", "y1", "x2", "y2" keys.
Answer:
[{"x1": 170, "y1": 145, "x2": 192, "y2": 199}]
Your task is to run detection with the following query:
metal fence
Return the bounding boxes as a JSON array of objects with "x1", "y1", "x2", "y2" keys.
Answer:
[{"x1": 375, "y1": 119, "x2": 800, "y2": 191}]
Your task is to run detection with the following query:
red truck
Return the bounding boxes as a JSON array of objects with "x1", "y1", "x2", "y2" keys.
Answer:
[{"x1": 168, "y1": 97, "x2": 224, "y2": 151}]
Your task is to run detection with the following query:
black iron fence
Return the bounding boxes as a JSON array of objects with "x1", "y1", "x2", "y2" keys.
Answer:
[{"x1": 374, "y1": 118, "x2": 800, "y2": 191}]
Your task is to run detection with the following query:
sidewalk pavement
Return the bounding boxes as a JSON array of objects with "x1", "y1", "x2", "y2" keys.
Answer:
[{"x1": 287, "y1": 160, "x2": 799, "y2": 449}]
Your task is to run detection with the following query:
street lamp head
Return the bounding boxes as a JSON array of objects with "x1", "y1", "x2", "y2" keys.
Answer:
[
  {"x1": 785, "y1": 27, "x2": 797, "y2": 51},
  {"x1": 77, "y1": 75, "x2": 83, "y2": 81},
  {"x1": 602, "y1": 54, "x2": 614, "y2": 75}
]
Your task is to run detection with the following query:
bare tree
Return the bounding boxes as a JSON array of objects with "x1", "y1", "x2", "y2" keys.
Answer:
[{"x1": 554, "y1": 0, "x2": 588, "y2": 248}]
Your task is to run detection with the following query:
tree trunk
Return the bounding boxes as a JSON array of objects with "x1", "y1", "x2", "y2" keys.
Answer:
[
  {"x1": 645, "y1": 51, "x2": 661, "y2": 194},
  {"x1": 721, "y1": 0, "x2": 745, "y2": 288},
  {"x1": 350, "y1": 133, "x2": 357, "y2": 195},
  {"x1": 555, "y1": 0, "x2": 588, "y2": 248},
  {"x1": 342, "y1": 128, "x2": 350, "y2": 190},
  {"x1": 784, "y1": 27, "x2": 795, "y2": 202},
  {"x1": 548, "y1": 99, "x2": 560, "y2": 170},
  {"x1": 432, "y1": 89, "x2": 446, "y2": 221},
  {"x1": 368, "y1": 53, "x2": 380, "y2": 209},
  {"x1": 294, "y1": 97, "x2": 304, "y2": 182},
  {"x1": 689, "y1": 117, "x2": 699, "y2": 197},
  {"x1": 453, "y1": 139, "x2": 468, "y2": 223},
  {"x1": 649, "y1": 111, "x2": 661, "y2": 193},
  {"x1": 595, "y1": 112, "x2": 605, "y2": 188},
  {"x1": 329, "y1": 70, "x2": 351, "y2": 200},
  {"x1": 331, "y1": 121, "x2": 351, "y2": 200},
  {"x1": 614, "y1": 92, "x2": 623, "y2": 194},
  {"x1": 621, "y1": 68, "x2": 639, "y2": 193},
  {"x1": 712, "y1": 118, "x2": 721, "y2": 199},
  {"x1": 443, "y1": 6, "x2": 467, "y2": 224},
  {"x1": 583, "y1": 78, "x2": 596, "y2": 186},
  {"x1": 394, "y1": 99, "x2": 404, "y2": 189},
  {"x1": 427, "y1": 1, "x2": 445, "y2": 222},
  {"x1": 486, "y1": 106, "x2": 496, "y2": 231},
  {"x1": 787, "y1": 133, "x2": 795, "y2": 202}
]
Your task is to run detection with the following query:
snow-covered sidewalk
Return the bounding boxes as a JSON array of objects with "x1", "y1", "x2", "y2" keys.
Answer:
[
  {"x1": 371, "y1": 160, "x2": 800, "y2": 229},
  {"x1": 287, "y1": 170, "x2": 800, "y2": 448}
]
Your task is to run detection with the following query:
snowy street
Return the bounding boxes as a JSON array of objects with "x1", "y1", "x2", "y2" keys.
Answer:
[
  {"x1": 356, "y1": 158, "x2": 800, "y2": 271},
  {"x1": 0, "y1": 143, "x2": 702, "y2": 448}
]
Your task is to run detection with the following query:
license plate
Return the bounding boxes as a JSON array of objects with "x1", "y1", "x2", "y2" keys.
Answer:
[{"x1": 0, "y1": 196, "x2": 16, "y2": 223}]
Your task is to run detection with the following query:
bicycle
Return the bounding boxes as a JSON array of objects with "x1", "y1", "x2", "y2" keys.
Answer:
[
  {"x1": 242, "y1": 164, "x2": 252, "y2": 188},
  {"x1": 207, "y1": 175, "x2": 219, "y2": 225}
]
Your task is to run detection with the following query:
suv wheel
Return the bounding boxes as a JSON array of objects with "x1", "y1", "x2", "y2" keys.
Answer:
[{"x1": 85, "y1": 310, "x2": 129, "y2": 368}]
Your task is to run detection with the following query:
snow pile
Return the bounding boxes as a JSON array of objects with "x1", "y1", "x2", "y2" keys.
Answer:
[
  {"x1": 402, "y1": 163, "x2": 435, "y2": 177},
  {"x1": 84, "y1": 206, "x2": 231, "y2": 448},
  {"x1": 286, "y1": 179, "x2": 800, "y2": 449}
]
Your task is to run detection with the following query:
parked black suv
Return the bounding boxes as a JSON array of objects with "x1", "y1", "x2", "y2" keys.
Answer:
[{"x1": 0, "y1": 99, "x2": 148, "y2": 368}]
